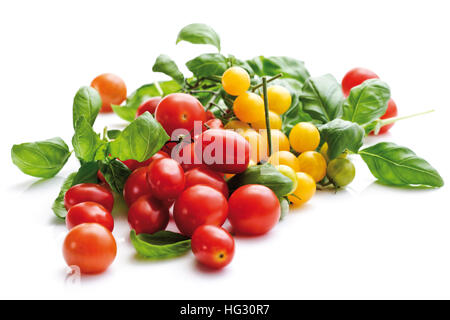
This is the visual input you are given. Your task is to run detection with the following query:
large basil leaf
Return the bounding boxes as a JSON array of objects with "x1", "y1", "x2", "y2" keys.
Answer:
[
  {"x1": 300, "y1": 74, "x2": 344, "y2": 123},
  {"x1": 261, "y1": 56, "x2": 310, "y2": 84},
  {"x1": 319, "y1": 119, "x2": 365, "y2": 160},
  {"x1": 72, "y1": 117, "x2": 106, "y2": 162},
  {"x1": 99, "y1": 158, "x2": 131, "y2": 194},
  {"x1": 176, "y1": 23, "x2": 221, "y2": 51},
  {"x1": 186, "y1": 53, "x2": 228, "y2": 77},
  {"x1": 152, "y1": 54, "x2": 184, "y2": 85},
  {"x1": 359, "y1": 142, "x2": 444, "y2": 188},
  {"x1": 72, "y1": 86, "x2": 102, "y2": 128},
  {"x1": 343, "y1": 79, "x2": 390, "y2": 125},
  {"x1": 11, "y1": 137, "x2": 71, "y2": 178},
  {"x1": 130, "y1": 230, "x2": 191, "y2": 259},
  {"x1": 227, "y1": 163, "x2": 294, "y2": 197},
  {"x1": 52, "y1": 172, "x2": 77, "y2": 219},
  {"x1": 109, "y1": 113, "x2": 169, "y2": 162}
]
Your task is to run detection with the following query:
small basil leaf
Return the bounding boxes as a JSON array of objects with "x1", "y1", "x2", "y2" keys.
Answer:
[
  {"x1": 227, "y1": 163, "x2": 294, "y2": 198},
  {"x1": 261, "y1": 56, "x2": 310, "y2": 84},
  {"x1": 359, "y1": 142, "x2": 444, "y2": 188},
  {"x1": 72, "y1": 161, "x2": 99, "y2": 186},
  {"x1": 176, "y1": 23, "x2": 221, "y2": 51},
  {"x1": 300, "y1": 74, "x2": 344, "y2": 123},
  {"x1": 130, "y1": 230, "x2": 191, "y2": 259},
  {"x1": 112, "y1": 80, "x2": 182, "y2": 122},
  {"x1": 72, "y1": 117, "x2": 106, "y2": 162},
  {"x1": 186, "y1": 53, "x2": 228, "y2": 78},
  {"x1": 110, "y1": 113, "x2": 169, "y2": 162},
  {"x1": 11, "y1": 137, "x2": 71, "y2": 178},
  {"x1": 319, "y1": 119, "x2": 365, "y2": 160},
  {"x1": 107, "y1": 129, "x2": 121, "y2": 140},
  {"x1": 52, "y1": 172, "x2": 77, "y2": 219},
  {"x1": 99, "y1": 158, "x2": 131, "y2": 194},
  {"x1": 152, "y1": 54, "x2": 184, "y2": 85},
  {"x1": 228, "y1": 55, "x2": 255, "y2": 76},
  {"x1": 343, "y1": 79, "x2": 391, "y2": 125},
  {"x1": 72, "y1": 86, "x2": 102, "y2": 128},
  {"x1": 279, "y1": 197, "x2": 290, "y2": 221}
]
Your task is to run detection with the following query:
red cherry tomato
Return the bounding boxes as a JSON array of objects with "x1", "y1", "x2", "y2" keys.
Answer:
[
  {"x1": 228, "y1": 184, "x2": 280, "y2": 236},
  {"x1": 184, "y1": 167, "x2": 229, "y2": 198},
  {"x1": 97, "y1": 170, "x2": 106, "y2": 183},
  {"x1": 191, "y1": 225, "x2": 235, "y2": 269},
  {"x1": 147, "y1": 158, "x2": 185, "y2": 200},
  {"x1": 155, "y1": 93, "x2": 206, "y2": 138},
  {"x1": 120, "y1": 151, "x2": 169, "y2": 171},
  {"x1": 66, "y1": 202, "x2": 114, "y2": 231},
  {"x1": 205, "y1": 110, "x2": 216, "y2": 120},
  {"x1": 123, "y1": 167, "x2": 151, "y2": 206},
  {"x1": 341, "y1": 67, "x2": 379, "y2": 97},
  {"x1": 121, "y1": 159, "x2": 141, "y2": 171},
  {"x1": 63, "y1": 223, "x2": 117, "y2": 274},
  {"x1": 173, "y1": 142, "x2": 205, "y2": 172},
  {"x1": 371, "y1": 99, "x2": 398, "y2": 135},
  {"x1": 173, "y1": 185, "x2": 228, "y2": 237},
  {"x1": 128, "y1": 195, "x2": 170, "y2": 234},
  {"x1": 203, "y1": 119, "x2": 223, "y2": 131},
  {"x1": 194, "y1": 129, "x2": 250, "y2": 174},
  {"x1": 136, "y1": 97, "x2": 162, "y2": 118},
  {"x1": 64, "y1": 183, "x2": 114, "y2": 212}
]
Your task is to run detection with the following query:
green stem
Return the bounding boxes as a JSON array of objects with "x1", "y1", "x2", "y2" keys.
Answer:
[
  {"x1": 154, "y1": 81, "x2": 164, "y2": 96},
  {"x1": 206, "y1": 90, "x2": 222, "y2": 110},
  {"x1": 204, "y1": 75, "x2": 222, "y2": 83},
  {"x1": 251, "y1": 73, "x2": 283, "y2": 92},
  {"x1": 189, "y1": 90, "x2": 218, "y2": 94},
  {"x1": 378, "y1": 109, "x2": 435, "y2": 127},
  {"x1": 102, "y1": 126, "x2": 108, "y2": 141},
  {"x1": 262, "y1": 76, "x2": 273, "y2": 156}
]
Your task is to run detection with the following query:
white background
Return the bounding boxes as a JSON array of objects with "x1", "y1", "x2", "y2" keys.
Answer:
[{"x1": 1, "y1": 0, "x2": 449, "y2": 299}]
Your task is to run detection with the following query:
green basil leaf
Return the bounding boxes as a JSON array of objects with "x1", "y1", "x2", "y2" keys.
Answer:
[
  {"x1": 186, "y1": 53, "x2": 228, "y2": 78},
  {"x1": 260, "y1": 56, "x2": 310, "y2": 84},
  {"x1": 343, "y1": 79, "x2": 391, "y2": 125},
  {"x1": 228, "y1": 55, "x2": 255, "y2": 76},
  {"x1": 112, "y1": 80, "x2": 181, "y2": 122},
  {"x1": 52, "y1": 172, "x2": 77, "y2": 219},
  {"x1": 319, "y1": 119, "x2": 365, "y2": 160},
  {"x1": 72, "y1": 117, "x2": 106, "y2": 162},
  {"x1": 152, "y1": 54, "x2": 184, "y2": 85},
  {"x1": 227, "y1": 163, "x2": 294, "y2": 198},
  {"x1": 300, "y1": 74, "x2": 344, "y2": 123},
  {"x1": 110, "y1": 113, "x2": 169, "y2": 162},
  {"x1": 72, "y1": 161, "x2": 99, "y2": 186},
  {"x1": 107, "y1": 129, "x2": 121, "y2": 140},
  {"x1": 99, "y1": 158, "x2": 131, "y2": 194},
  {"x1": 11, "y1": 137, "x2": 71, "y2": 178},
  {"x1": 279, "y1": 197, "x2": 290, "y2": 221},
  {"x1": 359, "y1": 142, "x2": 444, "y2": 188},
  {"x1": 176, "y1": 23, "x2": 221, "y2": 51},
  {"x1": 72, "y1": 86, "x2": 102, "y2": 128},
  {"x1": 130, "y1": 230, "x2": 191, "y2": 259}
]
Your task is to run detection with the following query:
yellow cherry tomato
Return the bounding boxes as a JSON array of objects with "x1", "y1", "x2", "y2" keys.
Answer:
[
  {"x1": 240, "y1": 129, "x2": 263, "y2": 163},
  {"x1": 276, "y1": 165, "x2": 298, "y2": 194},
  {"x1": 260, "y1": 129, "x2": 290, "y2": 159},
  {"x1": 288, "y1": 172, "x2": 316, "y2": 206},
  {"x1": 297, "y1": 151, "x2": 327, "y2": 182},
  {"x1": 221, "y1": 66, "x2": 251, "y2": 96},
  {"x1": 289, "y1": 122, "x2": 320, "y2": 153},
  {"x1": 262, "y1": 85, "x2": 292, "y2": 115},
  {"x1": 268, "y1": 151, "x2": 301, "y2": 172},
  {"x1": 233, "y1": 92, "x2": 265, "y2": 123},
  {"x1": 250, "y1": 111, "x2": 282, "y2": 130},
  {"x1": 224, "y1": 120, "x2": 251, "y2": 132},
  {"x1": 320, "y1": 142, "x2": 347, "y2": 163}
]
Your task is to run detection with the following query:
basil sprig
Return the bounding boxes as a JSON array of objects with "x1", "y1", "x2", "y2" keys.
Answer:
[{"x1": 131, "y1": 230, "x2": 191, "y2": 260}]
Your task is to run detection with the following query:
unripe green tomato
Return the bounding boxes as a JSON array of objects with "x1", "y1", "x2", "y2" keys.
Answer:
[
  {"x1": 326, "y1": 158, "x2": 355, "y2": 187},
  {"x1": 276, "y1": 165, "x2": 298, "y2": 194}
]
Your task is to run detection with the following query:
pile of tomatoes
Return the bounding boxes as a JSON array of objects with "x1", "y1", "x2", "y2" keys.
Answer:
[{"x1": 61, "y1": 65, "x2": 398, "y2": 275}]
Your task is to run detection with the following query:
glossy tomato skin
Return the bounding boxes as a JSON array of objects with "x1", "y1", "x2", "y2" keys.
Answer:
[
  {"x1": 173, "y1": 142, "x2": 205, "y2": 172},
  {"x1": 123, "y1": 167, "x2": 151, "y2": 206},
  {"x1": 91, "y1": 73, "x2": 127, "y2": 113},
  {"x1": 155, "y1": 93, "x2": 206, "y2": 138},
  {"x1": 371, "y1": 99, "x2": 398, "y2": 134},
  {"x1": 121, "y1": 151, "x2": 169, "y2": 171},
  {"x1": 136, "y1": 97, "x2": 162, "y2": 118},
  {"x1": 184, "y1": 167, "x2": 229, "y2": 198},
  {"x1": 63, "y1": 223, "x2": 117, "y2": 274},
  {"x1": 228, "y1": 184, "x2": 280, "y2": 236},
  {"x1": 64, "y1": 183, "x2": 114, "y2": 212},
  {"x1": 173, "y1": 185, "x2": 228, "y2": 237},
  {"x1": 191, "y1": 225, "x2": 235, "y2": 269},
  {"x1": 194, "y1": 129, "x2": 250, "y2": 174},
  {"x1": 341, "y1": 67, "x2": 379, "y2": 97},
  {"x1": 128, "y1": 195, "x2": 169, "y2": 234},
  {"x1": 66, "y1": 202, "x2": 114, "y2": 231},
  {"x1": 147, "y1": 158, "x2": 185, "y2": 200}
]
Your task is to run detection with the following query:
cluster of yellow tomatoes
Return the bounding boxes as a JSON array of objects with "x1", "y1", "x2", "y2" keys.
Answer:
[{"x1": 220, "y1": 66, "x2": 331, "y2": 207}]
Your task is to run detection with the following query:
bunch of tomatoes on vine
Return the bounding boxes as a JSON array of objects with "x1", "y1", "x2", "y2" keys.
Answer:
[{"x1": 11, "y1": 23, "x2": 443, "y2": 275}]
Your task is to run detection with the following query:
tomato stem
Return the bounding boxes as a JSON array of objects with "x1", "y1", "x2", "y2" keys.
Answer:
[
  {"x1": 154, "y1": 81, "x2": 164, "y2": 96},
  {"x1": 262, "y1": 76, "x2": 273, "y2": 156},
  {"x1": 372, "y1": 109, "x2": 435, "y2": 135},
  {"x1": 251, "y1": 73, "x2": 283, "y2": 92}
]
